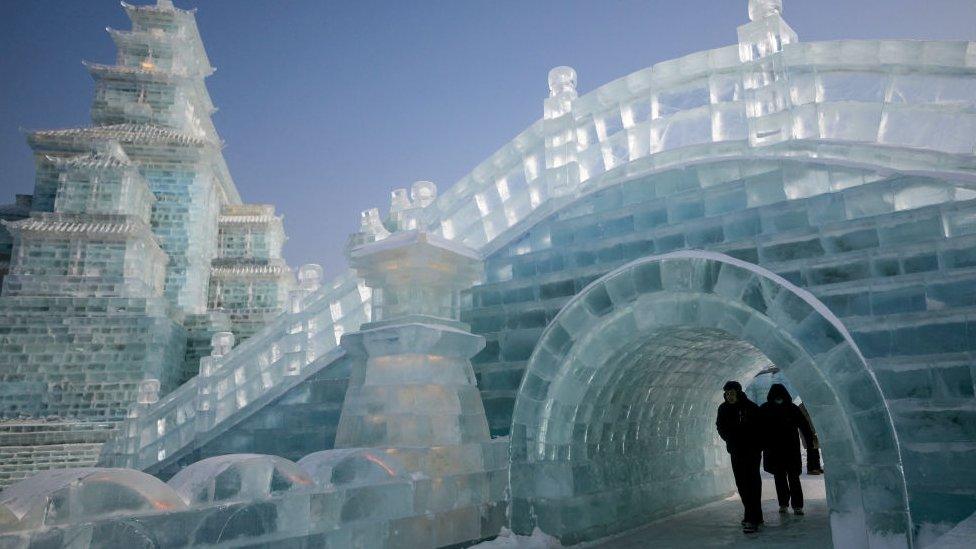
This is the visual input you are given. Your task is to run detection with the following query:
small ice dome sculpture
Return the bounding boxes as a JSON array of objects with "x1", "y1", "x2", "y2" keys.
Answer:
[
  {"x1": 167, "y1": 454, "x2": 314, "y2": 505},
  {"x1": 0, "y1": 468, "x2": 186, "y2": 530},
  {"x1": 749, "y1": 0, "x2": 783, "y2": 21},
  {"x1": 297, "y1": 448, "x2": 410, "y2": 488}
]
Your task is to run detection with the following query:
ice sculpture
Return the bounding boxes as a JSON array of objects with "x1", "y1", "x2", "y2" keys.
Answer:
[
  {"x1": 208, "y1": 204, "x2": 294, "y2": 343},
  {"x1": 336, "y1": 229, "x2": 490, "y2": 447},
  {"x1": 0, "y1": 0, "x2": 294, "y2": 486},
  {"x1": 2, "y1": 0, "x2": 976, "y2": 547}
]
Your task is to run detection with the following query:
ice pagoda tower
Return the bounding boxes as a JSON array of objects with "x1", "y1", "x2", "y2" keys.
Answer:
[
  {"x1": 208, "y1": 204, "x2": 293, "y2": 344},
  {"x1": 0, "y1": 0, "x2": 291, "y2": 487}
]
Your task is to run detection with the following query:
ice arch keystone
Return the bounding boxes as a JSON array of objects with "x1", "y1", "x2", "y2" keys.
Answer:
[{"x1": 509, "y1": 250, "x2": 912, "y2": 547}]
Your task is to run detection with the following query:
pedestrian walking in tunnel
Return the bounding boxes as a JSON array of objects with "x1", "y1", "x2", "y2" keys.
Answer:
[
  {"x1": 716, "y1": 380, "x2": 764, "y2": 534},
  {"x1": 760, "y1": 383, "x2": 816, "y2": 515}
]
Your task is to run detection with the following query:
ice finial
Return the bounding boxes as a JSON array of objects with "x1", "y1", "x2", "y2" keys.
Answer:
[
  {"x1": 548, "y1": 66, "x2": 578, "y2": 98},
  {"x1": 410, "y1": 181, "x2": 437, "y2": 208},
  {"x1": 748, "y1": 0, "x2": 782, "y2": 21},
  {"x1": 137, "y1": 379, "x2": 160, "y2": 405},
  {"x1": 389, "y1": 188, "x2": 411, "y2": 213},
  {"x1": 210, "y1": 331, "x2": 235, "y2": 357},
  {"x1": 297, "y1": 264, "x2": 323, "y2": 292}
]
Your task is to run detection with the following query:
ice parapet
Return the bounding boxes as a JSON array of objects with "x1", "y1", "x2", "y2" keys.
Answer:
[
  {"x1": 297, "y1": 448, "x2": 410, "y2": 488},
  {"x1": 0, "y1": 468, "x2": 186, "y2": 530},
  {"x1": 167, "y1": 454, "x2": 314, "y2": 505}
]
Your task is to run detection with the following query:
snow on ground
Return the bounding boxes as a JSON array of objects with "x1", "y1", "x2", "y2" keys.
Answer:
[
  {"x1": 474, "y1": 474, "x2": 829, "y2": 548},
  {"x1": 583, "y1": 474, "x2": 830, "y2": 548},
  {"x1": 472, "y1": 527, "x2": 564, "y2": 548}
]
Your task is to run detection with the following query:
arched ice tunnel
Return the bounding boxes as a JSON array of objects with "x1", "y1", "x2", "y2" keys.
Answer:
[{"x1": 507, "y1": 252, "x2": 910, "y2": 547}]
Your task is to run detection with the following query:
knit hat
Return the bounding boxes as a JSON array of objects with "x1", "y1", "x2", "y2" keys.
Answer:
[{"x1": 723, "y1": 380, "x2": 742, "y2": 392}]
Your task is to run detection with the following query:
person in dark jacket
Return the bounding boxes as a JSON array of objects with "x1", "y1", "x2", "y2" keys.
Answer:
[
  {"x1": 759, "y1": 383, "x2": 815, "y2": 515},
  {"x1": 716, "y1": 380, "x2": 763, "y2": 533}
]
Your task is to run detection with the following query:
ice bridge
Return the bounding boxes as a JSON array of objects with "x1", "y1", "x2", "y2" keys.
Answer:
[{"x1": 3, "y1": 0, "x2": 976, "y2": 547}]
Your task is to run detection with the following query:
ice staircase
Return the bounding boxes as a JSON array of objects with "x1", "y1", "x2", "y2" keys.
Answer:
[
  {"x1": 0, "y1": 421, "x2": 118, "y2": 489},
  {"x1": 97, "y1": 270, "x2": 370, "y2": 474}
]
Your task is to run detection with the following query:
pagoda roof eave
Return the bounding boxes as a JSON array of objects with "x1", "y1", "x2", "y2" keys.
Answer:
[
  {"x1": 45, "y1": 153, "x2": 131, "y2": 170},
  {"x1": 3, "y1": 213, "x2": 157, "y2": 241},
  {"x1": 27, "y1": 124, "x2": 213, "y2": 149},
  {"x1": 84, "y1": 61, "x2": 210, "y2": 83},
  {"x1": 121, "y1": 1, "x2": 197, "y2": 17}
]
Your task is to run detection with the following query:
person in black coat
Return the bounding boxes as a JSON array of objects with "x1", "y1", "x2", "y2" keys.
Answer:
[
  {"x1": 716, "y1": 380, "x2": 764, "y2": 533},
  {"x1": 759, "y1": 383, "x2": 816, "y2": 514}
]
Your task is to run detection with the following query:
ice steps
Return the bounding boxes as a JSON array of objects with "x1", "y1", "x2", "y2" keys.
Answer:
[{"x1": 0, "y1": 420, "x2": 119, "y2": 490}]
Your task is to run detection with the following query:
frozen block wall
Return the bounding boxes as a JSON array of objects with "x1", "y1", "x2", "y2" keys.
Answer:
[
  {"x1": 207, "y1": 204, "x2": 293, "y2": 344},
  {"x1": 207, "y1": 266, "x2": 292, "y2": 341},
  {"x1": 0, "y1": 297, "x2": 186, "y2": 420},
  {"x1": 2, "y1": 216, "x2": 168, "y2": 299},
  {"x1": 462, "y1": 158, "x2": 976, "y2": 536},
  {"x1": 0, "y1": 422, "x2": 119, "y2": 489},
  {"x1": 0, "y1": 195, "x2": 33, "y2": 288},
  {"x1": 215, "y1": 204, "x2": 285, "y2": 260},
  {"x1": 180, "y1": 311, "x2": 231, "y2": 383}
]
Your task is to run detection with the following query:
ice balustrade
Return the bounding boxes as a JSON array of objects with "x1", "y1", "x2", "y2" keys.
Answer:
[
  {"x1": 421, "y1": 40, "x2": 976, "y2": 256},
  {"x1": 100, "y1": 267, "x2": 371, "y2": 470},
  {"x1": 1, "y1": 445, "x2": 508, "y2": 547}
]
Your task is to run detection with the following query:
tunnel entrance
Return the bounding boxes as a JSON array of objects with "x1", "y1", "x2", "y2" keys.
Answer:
[{"x1": 508, "y1": 251, "x2": 913, "y2": 548}]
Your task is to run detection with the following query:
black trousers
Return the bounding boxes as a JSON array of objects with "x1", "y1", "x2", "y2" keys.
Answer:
[
  {"x1": 730, "y1": 451, "x2": 763, "y2": 524},
  {"x1": 774, "y1": 471, "x2": 804, "y2": 509}
]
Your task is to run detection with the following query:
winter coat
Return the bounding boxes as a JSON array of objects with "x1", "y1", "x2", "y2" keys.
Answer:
[
  {"x1": 716, "y1": 391, "x2": 762, "y2": 455},
  {"x1": 759, "y1": 383, "x2": 815, "y2": 475}
]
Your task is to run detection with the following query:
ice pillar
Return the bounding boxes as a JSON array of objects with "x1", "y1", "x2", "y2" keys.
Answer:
[
  {"x1": 738, "y1": 0, "x2": 799, "y2": 147},
  {"x1": 543, "y1": 66, "x2": 581, "y2": 198},
  {"x1": 334, "y1": 230, "x2": 490, "y2": 448}
]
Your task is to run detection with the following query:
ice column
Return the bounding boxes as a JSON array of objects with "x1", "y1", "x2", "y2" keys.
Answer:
[
  {"x1": 334, "y1": 230, "x2": 490, "y2": 448},
  {"x1": 543, "y1": 66, "x2": 581, "y2": 198},
  {"x1": 738, "y1": 0, "x2": 798, "y2": 146}
]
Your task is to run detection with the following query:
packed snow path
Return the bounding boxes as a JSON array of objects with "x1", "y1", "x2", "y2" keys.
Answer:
[{"x1": 586, "y1": 475, "x2": 829, "y2": 548}]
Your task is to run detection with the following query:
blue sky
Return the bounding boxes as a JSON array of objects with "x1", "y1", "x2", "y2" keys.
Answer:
[{"x1": 2, "y1": 0, "x2": 974, "y2": 279}]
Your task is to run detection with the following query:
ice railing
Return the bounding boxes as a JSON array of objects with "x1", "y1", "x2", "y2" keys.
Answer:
[
  {"x1": 100, "y1": 268, "x2": 370, "y2": 470},
  {"x1": 416, "y1": 40, "x2": 976, "y2": 256}
]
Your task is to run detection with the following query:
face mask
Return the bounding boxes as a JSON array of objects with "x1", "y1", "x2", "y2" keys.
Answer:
[{"x1": 774, "y1": 398, "x2": 784, "y2": 404}]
